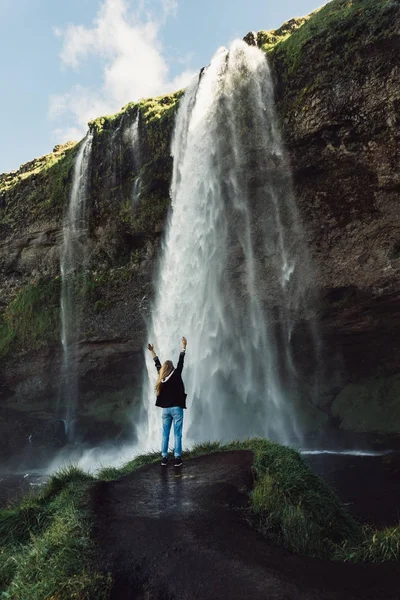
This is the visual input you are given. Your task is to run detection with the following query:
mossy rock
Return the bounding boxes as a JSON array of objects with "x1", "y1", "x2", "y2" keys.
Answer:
[
  {"x1": 331, "y1": 374, "x2": 400, "y2": 433},
  {"x1": 262, "y1": 0, "x2": 400, "y2": 126},
  {"x1": 0, "y1": 143, "x2": 79, "y2": 236},
  {"x1": 0, "y1": 277, "x2": 61, "y2": 358}
]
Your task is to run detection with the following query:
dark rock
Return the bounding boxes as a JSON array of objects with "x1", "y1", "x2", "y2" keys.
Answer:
[{"x1": 1, "y1": 3, "x2": 400, "y2": 455}]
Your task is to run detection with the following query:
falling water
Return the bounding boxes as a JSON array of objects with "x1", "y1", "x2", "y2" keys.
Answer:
[
  {"x1": 59, "y1": 132, "x2": 93, "y2": 441},
  {"x1": 124, "y1": 111, "x2": 140, "y2": 160},
  {"x1": 125, "y1": 112, "x2": 141, "y2": 208},
  {"x1": 141, "y1": 40, "x2": 318, "y2": 450}
]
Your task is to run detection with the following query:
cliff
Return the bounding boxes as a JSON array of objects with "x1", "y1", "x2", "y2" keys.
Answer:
[{"x1": 1, "y1": 0, "x2": 399, "y2": 460}]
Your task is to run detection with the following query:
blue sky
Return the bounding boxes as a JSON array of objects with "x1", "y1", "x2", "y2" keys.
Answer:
[{"x1": 0, "y1": 0, "x2": 328, "y2": 173}]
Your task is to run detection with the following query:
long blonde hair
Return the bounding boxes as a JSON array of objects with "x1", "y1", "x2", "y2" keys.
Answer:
[{"x1": 155, "y1": 360, "x2": 174, "y2": 396}]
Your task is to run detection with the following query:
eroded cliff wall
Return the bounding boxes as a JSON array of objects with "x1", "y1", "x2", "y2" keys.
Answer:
[{"x1": 1, "y1": 0, "x2": 399, "y2": 458}]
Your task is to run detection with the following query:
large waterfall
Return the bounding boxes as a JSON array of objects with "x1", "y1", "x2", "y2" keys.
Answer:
[
  {"x1": 59, "y1": 132, "x2": 93, "y2": 441},
  {"x1": 140, "y1": 40, "x2": 318, "y2": 451}
]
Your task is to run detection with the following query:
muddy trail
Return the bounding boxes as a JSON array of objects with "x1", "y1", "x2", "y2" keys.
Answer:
[{"x1": 90, "y1": 451, "x2": 400, "y2": 600}]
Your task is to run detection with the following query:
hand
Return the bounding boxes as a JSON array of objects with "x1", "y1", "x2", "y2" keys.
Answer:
[
  {"x1": 147, "y1": 343, "x2": 155, "y2": 353},
  {"x1": 181, "y1": 337, "x2": 187, "y2": 350}
]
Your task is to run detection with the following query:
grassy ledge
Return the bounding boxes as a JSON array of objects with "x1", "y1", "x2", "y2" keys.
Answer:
[
  {"x1": 1, "y1": 439, "x2": 399, "y2": 599},
  {"x1": 265, "y1": 0, "x2": 399, "y2": 78},
  {"x1": 0, "y1": 466, "x2": 111, "y2": 600}
]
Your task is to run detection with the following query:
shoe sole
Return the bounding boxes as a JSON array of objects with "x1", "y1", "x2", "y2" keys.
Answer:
[{"x1": 174, "y1": 463, "x2": 182, "y2": 467}]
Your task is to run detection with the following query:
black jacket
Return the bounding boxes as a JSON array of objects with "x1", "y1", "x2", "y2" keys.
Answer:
[{"x1": 154, "y1": 352, "x2": 187, "y2": 409}]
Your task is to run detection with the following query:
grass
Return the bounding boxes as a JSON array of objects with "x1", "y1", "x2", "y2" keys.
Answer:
[
  {"x1": 257, "y1": 15, "x2": 313, "y2": 53},
  {"x1": 0, "y1": 143, "x2": 79, "y2": 232},
  {"x1": 267, "y1": 0, "x2": 399, "y2": 79},
  {"x1": 0, "y1": 466, "x2": 111, "y2": 600},
  {"x1": 89, "y1": 90, "x2": 183, "y2": 134},
  {"x1": 1, "y1": 439, "x2": 399, "y2": 599}
]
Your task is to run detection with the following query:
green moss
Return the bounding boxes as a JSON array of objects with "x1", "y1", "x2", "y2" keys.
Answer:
[
  {"x1": 131, "y1": 190, "x2": 170, "y2": 232},
  {"x1": 0, "y1": 277, "x2": 61, "y2": 358},
  {"x1": 268, "y1": 0, "x2": 399, "y2": 78},
  {"x1": 0, "y1": 143, "x2": 79, "y2": 232},
  {"x1": 86, "y1": 90, "x2": 182, "y2": 238},
  {"x1": 257, "y1": 15, "x2": 313, "y2": 52},
  {"x1": 89, "y1": 90, "x2": 183, "y2": 135},
  {"x1": 138, "y1": 90, "x2": 184, "y2": 124}
]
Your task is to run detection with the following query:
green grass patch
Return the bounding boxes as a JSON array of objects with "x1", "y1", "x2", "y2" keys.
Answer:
[
  {"x1": 0, "y1": 466, "x2": 111, "y2": 600},
  {"x1": 89, "y1": 90, "x2": 183, "y2": 134},
  {"x1": 268, "y1": 0, "x2": 399, "y2": 78},
  {"x1": 336, "y1": 524, "x2": 400, "y2": 562},
  {"x1": 2, "y1": 439, "x2": 399, "y2": 599},
  {"x1": 0, "y1": 143, "x2": 79, "y2": 232},
  {"x1": 257, "y1": 15, "x2": 313, "y2": 53}
]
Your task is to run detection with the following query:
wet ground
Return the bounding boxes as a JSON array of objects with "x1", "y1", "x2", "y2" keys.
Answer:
[
  {"x1": 91, "y1": 451, "x2": 400, "y2": 600},
  {"x1": 2, "y1": 449, "x2": 400, "y2": 526}
]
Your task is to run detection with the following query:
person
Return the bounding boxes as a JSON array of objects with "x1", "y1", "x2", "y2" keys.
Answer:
[{"x1": 147, "y1": 337, "x2": 187, "y2": 467}]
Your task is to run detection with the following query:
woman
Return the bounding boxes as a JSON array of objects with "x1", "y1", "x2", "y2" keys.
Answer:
[{"x1": 147, "y1": 337, "x2": 187, "y2": 467}]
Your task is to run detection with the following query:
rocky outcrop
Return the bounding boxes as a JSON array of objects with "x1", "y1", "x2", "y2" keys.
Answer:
[
  {"x1": 0, "y1": 94, "x2": 181, "y2": 460},
  {"x1": 268, "y1": 0, "x2": 400, "y2": 432},
  {"x1": 1, "y1": 0, "x2": 400, "y2": 459}
]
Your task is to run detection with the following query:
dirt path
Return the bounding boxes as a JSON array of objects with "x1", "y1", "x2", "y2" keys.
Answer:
[{"x1": 91, "y1": 451, "x2": 400, "y2": 600}]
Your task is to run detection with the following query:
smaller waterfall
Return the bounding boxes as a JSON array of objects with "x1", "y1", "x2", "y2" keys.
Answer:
[
  {"x1": 109, "y1": 115, "x2": 126, "y2": 190},
  {"x1": 132, "y1": 176, "x2": 141, "y2": 209},
  {"x1": 59, "y1": 132, "x2": 93, "y2": 441},
  {"x1": 125, "y1": 112, "x2": 141, "y2": 208},
  {"x1": 124, "y1": 111, "x2": 140, "y2": 162}
]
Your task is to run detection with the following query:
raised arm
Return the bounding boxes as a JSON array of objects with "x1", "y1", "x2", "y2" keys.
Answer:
[
  {"x1": 176, "y1": 337, "x2": 187, "y2": 375},
  {"x1": 148, "y1": 343, "x2": 161, "y2": 372}
]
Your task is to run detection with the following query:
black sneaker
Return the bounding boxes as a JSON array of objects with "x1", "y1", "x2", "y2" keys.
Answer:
[
  {"x1": 174, "y1": 456, "x2": 183, "y2": 467},
  {"x1": 161, "y1": 456, "x2": 168, "y2": 466}
]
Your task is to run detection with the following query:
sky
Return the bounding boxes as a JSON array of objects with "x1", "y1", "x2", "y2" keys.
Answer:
[{"x1": 0, "y1": 0, "x2": 329, "y2": 173}]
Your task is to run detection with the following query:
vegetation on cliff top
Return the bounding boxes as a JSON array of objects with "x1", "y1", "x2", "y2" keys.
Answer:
[
  {"x1": 0, "y1": 89, "x2": 184, "y2": 359},
  {"x1": 0, "y1": 466, "x2": 110, "y2": 599},
  {"x1": 0, "y1": 143, "x2": 78, "y2": 233},
  {"x1": 2, "y1": 0, "x2": 397, "y2": 214},
  {"x1": 1, "y1": 439, "x2": 399, "y2": 598},
  {"x1": 266, "y1": 0, "x2": 399, "y2": 79},
  {"x1": 0, "y1": 89, "x2": 183, "y2": 244},
  {"x1": 89, "y1": 90, "x2": 184, "y2": 133}
]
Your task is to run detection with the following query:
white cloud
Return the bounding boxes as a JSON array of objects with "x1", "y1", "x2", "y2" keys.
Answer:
[{"x1": 50, "y1": 0, "x2": 195, "y2": 142}]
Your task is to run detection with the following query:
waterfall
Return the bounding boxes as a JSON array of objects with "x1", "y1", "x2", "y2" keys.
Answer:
[
  {"x1": 125, "y1": 111, "x2": 140, "y2": 162},
  {"x1": 124, "y1": 112, "x2": 141, "y2": 208},
  {"x1": 59, "y1": 132, "x2": 93, "y2": 441},
  {"x1": 140, "y1": 40, "x2": 318, "y2": 450}
]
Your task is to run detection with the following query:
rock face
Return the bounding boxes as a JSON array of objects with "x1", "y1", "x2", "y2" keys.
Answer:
[
  {"x1": 269, "y1": 0, "x2": 400, "y2": 432},
  {"x1": 1, "y1": 0, "x2": 400, "y2": 459},
  {"x1": 0, "y1": 94, "x2": 182, "y2": 461}
]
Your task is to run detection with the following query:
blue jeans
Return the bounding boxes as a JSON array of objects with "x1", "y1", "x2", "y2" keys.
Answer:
[{"x1": 161, "y1": 407, "x2": 184, "y2": 458}]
